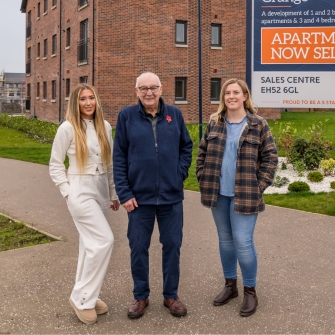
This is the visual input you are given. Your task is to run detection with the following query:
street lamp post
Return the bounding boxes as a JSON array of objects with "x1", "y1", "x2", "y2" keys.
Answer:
[{"x1": 198, "y1": 0, "x2": 203, "y2": 141}]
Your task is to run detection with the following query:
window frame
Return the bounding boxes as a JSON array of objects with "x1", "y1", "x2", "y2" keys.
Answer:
[
  {"x1": 210, "y1": 78, "x2": 221, "y2": 102},
  {"x1": 27, "y1": 84, "x2": 31, "y2": 98},
  {"x1": 175, "y1": 77, "x2": 187, "y2": 101},
  {"x1": 80, "y1": 76, "x2": 88, "y2": 83},
  {"x1": 175, "y1": 20, "x2": 187, "y2": 45},
  {"x1": 52, "y1": 80, "x2": 56, "y2": 100},
  {"x1": 211, "y1": 24, "x2": 222, "y2": 47},
  {"x1": 65, "y1": 78, "x2": 70, "y2": 97},
  {"x1": 66, "y1": 27, "x2": 71, "y2": 48},
  {"x1": 43, "y1": 0, "x2": 48, "y2": 13},
  {"x1": 36, "y1": 82, "x2": 40, "y2": 98},
  {"x1": 52, "y1": 34, "x2": 57, "y2": 55},
  {"x1": 43, "y1": 81, "x2": 47, "y2": 100},
  {"x1": 43, "y1": 39, "x2": 48, "y2": 58},
  {"x1": 78, "y1": 0, "x2": 88, "y2": 8}
]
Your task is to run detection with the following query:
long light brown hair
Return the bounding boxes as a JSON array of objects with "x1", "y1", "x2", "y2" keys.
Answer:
[
  {"x1": 211, "y1": 78, "x2": 257, "y2": 123},
  {"x1": 65, "y1": 83, "x2": 111, "y2": 172}
]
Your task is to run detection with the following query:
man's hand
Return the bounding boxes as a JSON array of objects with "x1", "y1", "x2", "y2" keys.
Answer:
[{"x1": 122, "y1": 198, "x2": 138, "y2": 212}]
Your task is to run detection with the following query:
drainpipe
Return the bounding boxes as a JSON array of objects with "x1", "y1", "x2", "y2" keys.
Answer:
[
  {"x1": 58, "y1": 0, "x2": 62, "y2": 122},
  {"x1": 92, "y1": 0, "x2": 95, "y2": 86}
]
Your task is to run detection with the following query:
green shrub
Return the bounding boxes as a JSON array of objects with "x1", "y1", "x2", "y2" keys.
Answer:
[
  {"x1": 288, "y1": 181, "x2": 310, "y2": 192},
  {"x1": 330, "y1": 181, "x2": 335, "y2": 190},
  {"x1": 272, "y1": 175, "x2": 290, "y2": 187},
  {"x1": 320, "y1": 158, "x2": 335, "y2": 176},
  {"x1": 292, "y1": 160, "x2": 305, "y2": 177},
  {"x1": 281, "y1": 161, "x2": 287, "y2": 170},
  {"x1": 0, "y1": 114, "x2": 58, "y2": 143},
  {"x1": 307, "y1": 171, "x2": 324, "y2": 182},
  {"x1": 290, "y1": 136, "x2": 328, "y2": 170}
]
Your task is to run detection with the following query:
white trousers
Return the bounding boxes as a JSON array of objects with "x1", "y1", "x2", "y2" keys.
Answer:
[{"x1": 67, "y1": 173, "x2": 114, "y2": 310}]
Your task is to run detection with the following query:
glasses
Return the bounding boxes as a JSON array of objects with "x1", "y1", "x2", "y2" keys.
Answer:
[{"x1": 138, "y1": 86, "x2": 161, "y2": 94}]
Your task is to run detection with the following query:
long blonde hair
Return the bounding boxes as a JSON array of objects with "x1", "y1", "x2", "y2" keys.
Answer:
[
  {"x1": 65, "y1": 83, "x2": 111, "y2": 172},
  {"x1": 211, "y1": 78, "x2": 257, "y2": 123}
]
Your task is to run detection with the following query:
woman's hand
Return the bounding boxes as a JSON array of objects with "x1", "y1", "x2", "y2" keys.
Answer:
[{"x1": 110, "y1": 199, "x2": 120, "y2": 211}]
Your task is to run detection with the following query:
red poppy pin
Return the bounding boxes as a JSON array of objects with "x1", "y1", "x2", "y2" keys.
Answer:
[{"x1": 166, "y1": 115, "x2": 172, "y2": 123}]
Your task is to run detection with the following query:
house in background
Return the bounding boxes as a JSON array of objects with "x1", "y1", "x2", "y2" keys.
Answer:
[
  {"x1": 20, "y1": 0, "x2": 280, "y2": 126},
  {"x1": 0, "y1": 71, "x2": 26, "y2": 114}
]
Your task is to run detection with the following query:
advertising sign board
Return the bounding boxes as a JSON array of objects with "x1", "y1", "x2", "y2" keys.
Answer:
[{"x1": 248, "y1": 0, "x2": 335, "y2": 108}]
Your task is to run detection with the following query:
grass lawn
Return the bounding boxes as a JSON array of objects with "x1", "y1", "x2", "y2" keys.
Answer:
[
  {"x1": 0, "y1": 126, "x2": 52, "y2": 165},
  {"x1": 267, "y1": 111, "x2": 335, "y2": 159},
  {"x1": 1, "y1": 112, "x2": 335, "y2": 216},
  {"x1": 0, "y1": 214, "x2": 56, "y2": 252}
]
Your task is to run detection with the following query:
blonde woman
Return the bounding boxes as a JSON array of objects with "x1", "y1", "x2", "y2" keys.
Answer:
[
  {"x1": 49, "y1": 83, "x2": 119, "y2": 324},
  {"x1": 196, "y1": 78, "x2": 278, "y2": 317}
]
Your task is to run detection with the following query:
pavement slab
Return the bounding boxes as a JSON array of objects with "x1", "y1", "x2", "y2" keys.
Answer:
[{"x1": 1, "y1": 157, "x2": 335, "y2": 334}]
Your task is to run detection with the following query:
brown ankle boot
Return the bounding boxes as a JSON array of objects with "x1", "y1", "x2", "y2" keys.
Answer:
[
  {"x1": 213, "y1": 278, "x2": 238, "y2": 306},
  {"x1": 240, "y1": 286, "x2": 258, "y2": 317}
]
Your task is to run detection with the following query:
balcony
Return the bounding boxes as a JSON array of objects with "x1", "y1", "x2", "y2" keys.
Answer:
[
  {"x1": 77, "y1": 39, "x2": 89, "y2": 64},
  {"x1": 26, "y1": 22, "x2": 31, "y2": 39}
]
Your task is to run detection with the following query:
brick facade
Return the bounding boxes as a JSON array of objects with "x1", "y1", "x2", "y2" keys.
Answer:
[{"x1": 22, "y1": 0, "x2": 281, "y2": 126}]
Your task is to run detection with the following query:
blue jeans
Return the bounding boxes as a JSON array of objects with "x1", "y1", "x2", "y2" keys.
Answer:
[
  {"x1": 127, "y1": 202, "x2": 183, "y2": 300},
  {"x1": 211, "y1": 194, "x2": 258, "y2": 287}
]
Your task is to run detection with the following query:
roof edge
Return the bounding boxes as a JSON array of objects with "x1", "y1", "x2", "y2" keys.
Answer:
[{"x1": 20, "y1": 0, "x2": 27, "y2": 13}]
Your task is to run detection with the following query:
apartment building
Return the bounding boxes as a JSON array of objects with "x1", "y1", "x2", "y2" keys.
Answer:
[
  {"x1": 20, "y1": 0, "x2": 280, "y2": 125},
  {"x1": 0, "y1": 72, "x2": 25, "y2": 113}
]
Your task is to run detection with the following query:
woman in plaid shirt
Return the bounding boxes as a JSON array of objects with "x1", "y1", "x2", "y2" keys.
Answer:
[{"x1": 196, "y1": 78, "x2": 278, "y2": 317}]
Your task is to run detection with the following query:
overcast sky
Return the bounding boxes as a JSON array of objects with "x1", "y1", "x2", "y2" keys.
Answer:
[{"x1": 0, "y1": 0, "x2": 26, "y2": 73}]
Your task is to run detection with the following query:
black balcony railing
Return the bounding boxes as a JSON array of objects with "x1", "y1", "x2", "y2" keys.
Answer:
[
  {"x1": 26, "y1": 22, "x2": 31, "y2": 39},
  {"x1": 26, "y1": 60, "x2": 31, "y2": 74},
  {"x1": 77, "y1": 39, "x2": 89, "y2": 64}
]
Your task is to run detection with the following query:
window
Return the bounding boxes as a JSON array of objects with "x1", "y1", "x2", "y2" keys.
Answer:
[
  {"x1": 26, "y1": 11, "x2": 31, "y2": 39},
  {"x1": 37, "y1": 42, "x2": 40, "y2": 58},
  {"x1": 26, "y1": 47, "x2": 31, "y2": 74},
  {"x1": 80, "y1": 19, "x2": 88, "y2": 40},
  {"x1": 175, "y1": 77, "x2": 187, "y2": 101},
  {"x1": 43, "y1": 81, "x2": 47, "y2": 100},
  {"x1": 37, "y1": 82, "x2": 40, "y2": 98},
  {"x1": 52, "y1": 80, "x2": 56, "y2": 99},
  {"x1": 78, "y1": 0, "x2": 88, "y2": 7},
  {"x1": 44, "y1": 39, "x2": 48, "y2": 58},
  {"x1": 52, "y1": 0, "x2": 57, "y2": 6},
  {"x1": 80, "y1": 76, "x2": 88, "y2": 83},
  {"x1": 37, "y1": 2, "x2": 41, "y2": 17},
  {"x1": 78, "y1": 19, "x2": 89, "y2": 63},
  {"x1": 27, "y1": 84, "x2": 31, "y2": 98},
  {"x1": 26, "y1": 84, "x2": 31, "y2": 110},
  {"x1": 44, "y1": 0, "x2": 48, "y2": 13},
  {"x1": 211, "y1": 78, "x2": 221, "y2": 101},
  {"x1": 211, "y1": 24, "x2": 222, "y2": 47},
  {"x1": 176, "y1": 21, "x2": 187, "y2": 44},
  {"x1": 66, "y1": 28, "x2": 71, "y2": 47},
  {"x1": 52, "y1": 34, "x2": 57, "y2": 55},
  {"x1": 65, "y1": 78, "x2": 70, "y2": 97}
]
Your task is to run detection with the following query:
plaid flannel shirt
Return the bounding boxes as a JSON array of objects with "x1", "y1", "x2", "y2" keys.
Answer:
[{"x1": 196, "y1": 110, "x2": 278, "y2": 214}]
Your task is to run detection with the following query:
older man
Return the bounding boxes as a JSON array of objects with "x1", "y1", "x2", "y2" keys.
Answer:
[{"x1": 113, "y1": 72, "x2": 192, "y2": 318}]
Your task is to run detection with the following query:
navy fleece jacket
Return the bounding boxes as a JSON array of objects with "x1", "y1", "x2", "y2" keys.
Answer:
[{"x1": 113, "y1": 98, "x2": 193, "y2": 205}]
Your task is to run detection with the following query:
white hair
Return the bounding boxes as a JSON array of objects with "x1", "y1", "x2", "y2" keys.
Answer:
[{"x1": 135, "y1": 72, "x2": 162, "y2": 88}]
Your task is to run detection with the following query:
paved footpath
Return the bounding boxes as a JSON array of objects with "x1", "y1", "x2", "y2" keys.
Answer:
[{"x1": 1, "y1": 157, "x2": 335, "y2": 334}]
